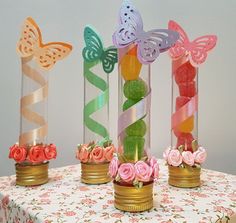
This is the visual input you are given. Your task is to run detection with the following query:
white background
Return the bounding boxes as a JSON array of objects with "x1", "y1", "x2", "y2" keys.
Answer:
[{"x1": 0, "y1": 0, "x2": 235, "y2": 176}]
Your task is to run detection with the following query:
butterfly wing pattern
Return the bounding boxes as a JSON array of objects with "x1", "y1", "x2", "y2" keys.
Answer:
[
  {"x1": 83, "y1": 26, "x2": 117, "y2": 74},
  {"x1": 17, "y1": 17, "x2": 72, "y2": 70},
  {"x1": 113, "y1": 0, "x2": 179, "y2": 64},
  {"x1": 168, "y1": 20, "x2": 217, "y2": 66}
]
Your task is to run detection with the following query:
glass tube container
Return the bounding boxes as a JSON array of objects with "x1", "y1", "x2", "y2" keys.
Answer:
[
  {"x1": 171, "y1": 60, "x2": 198, "y2": 151},
  {"x1": 118, "y1": 44, "x2": 151, "y2": 161},
  {"x1": 19, "y1": 56, "x2": 48, "y2": 148}
]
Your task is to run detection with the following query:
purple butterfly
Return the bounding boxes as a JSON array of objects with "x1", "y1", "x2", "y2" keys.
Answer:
[{"x1": 113, "y1": 0, "x2": 179, "y2": 64}]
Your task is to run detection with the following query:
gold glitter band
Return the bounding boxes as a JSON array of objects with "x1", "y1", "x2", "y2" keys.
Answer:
[
  {"x1": 81, "y1": 162, "x2": 111, "y2": 184},
  {"x1": 168, "y1": 165, "x2": 201, "y2": 188},
  {"x1": 114, "y1": 181, "x2": 153, "y2": 212},
  {"x1": 15, "y1": 162, "x2": 49, "y2": 186}
]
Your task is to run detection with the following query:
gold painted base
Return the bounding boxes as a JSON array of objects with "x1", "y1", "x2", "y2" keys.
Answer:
[
  {"x1": 15, "y1": 162, "x2": 49, "y2": 186},
  {"x1": 168, "y1": 165, "x2": 201, "y2": 188},
  {"x1": 114, "y1": 181, "x2": 153, "y2": 212},
  {"x1": 81, "y1": 162, "x2": 111, "y2": 184}
]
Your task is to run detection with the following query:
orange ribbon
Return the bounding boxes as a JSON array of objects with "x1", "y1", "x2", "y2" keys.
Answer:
[{"x1": 19, "y1": 57, "x2": 48, "y2": 146}]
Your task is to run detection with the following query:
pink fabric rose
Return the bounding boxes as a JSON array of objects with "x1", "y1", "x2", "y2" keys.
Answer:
[
  {"x1": 104, "y1": 145, "x2": 115, "y2": 161},
  {"x1": 9, "y1": 145, "x2": 27, "y2": 163},
  {"x1": 118, "y1": 163, "x2": 135, "y2": 182},
  {"x1": 135, "y1": 161, "x2": 152, "y2": 182},
  {"x1": 76, "y1": 145, "x2": 89, "y2": 163},
  {"x1": 182, "y1": 151, "x2": 195, "y2": 166},
  {"x1": 152, "y1": 163, "x2": 159, "y2": 179},
  {"x1": 109, "y1": 157, "x2": 119, "y2": 178},
  {"x1": 194, "y1": 147, "x2": 207, "y2": 164},
  {"x1": 90, "y1": 146, "x2": 105, "y2": 163},
  {"x1": 149, "y1": 156, "x2": 157, "y2": 168},
  {"x1": 28, "y1": 145, "x2": 46, "y2": 163},
  {"x1": 163, "y1": 147, "x2": 171, "y2": 161},
  {"x1": 44, "y1": 144, "x2": 57, "y2": 160},
  {"x1": 167, "y1": 149, "x2": 182, "y2": 167},
  {"x1": 1, "y1": 195, "x2": 9, "y2": 209}
]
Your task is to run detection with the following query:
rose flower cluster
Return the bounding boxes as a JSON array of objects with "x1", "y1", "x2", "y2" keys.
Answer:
[
  {"x1": 109, "y1": 156, "x2": 159, "y2": 187},
  {"x1": 76, "y1": 142, "x2": 115, "y2": 164},
  {"x1": 163, "y1": 146, "x2": 207, "y2": 167},
  {"x1": 9, "y1": 144, "x2": 57, "y2": 163}
]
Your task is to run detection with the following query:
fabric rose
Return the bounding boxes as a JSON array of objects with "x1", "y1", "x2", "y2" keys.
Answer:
[
  {"x1": 28, "y1": 145, "x2": 46, "y2": 163},
  {"x1": 194, "y1": 147, "x2": 207, "y2": 164},
  {"x1": 163, "y1": 147, "x2": 171, "y2": 161},
  {"x1": 149, "y1": 156, "x2": 157, "y2": 168},
  {"x1": 44, "y1": 144, "x2": 57, "y2": 160},
  {"x1": 118, "y1": 163, "x2": 135, "y2": 182},
  {"x1": 135, "y1": 161, "x2": 152, "y2": 182},
  {"x1": 182, "y1": 151, "x2": 195, "y2": 166},
  {"x1": 152, "y1": 163, "x2": 159, "y2": 179},
  {"x1": 104, "y1": 145, "x2": 115, "y2": 161},
  {"x1": 76, "y1": 145, "x2": 89, "y2": 163},
  {"x1": 1, "y1": 195, "x2": 9, "y2": 209},
  {"x1": 167, "y1": 149, "x2": 182, "y2": 167},
  {"x1": 9, "y1": 144, "x2": 27, "y2": 163},
  {"x1": 90, "y1": 146, "x2": 105, "y2": 163},
  {"x1": 109, "y1": 157, "x2": 119, "y2": 178}
]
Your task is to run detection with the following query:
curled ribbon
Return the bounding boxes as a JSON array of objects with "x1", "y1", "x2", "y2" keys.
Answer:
[
  {"x1": 118, "y1": 91, "x2": 151, "y2": 138},
  {"x1": 19, "y1": 57, "x2": 48, "y2": 146},
  {"x1": 83, "y1": 61, "x2": 109, "y2": 139}
]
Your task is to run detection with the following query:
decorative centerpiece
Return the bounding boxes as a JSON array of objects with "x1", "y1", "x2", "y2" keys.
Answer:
[
  {"x1": 165, "y1": 20, "x2": 217, "y2": 188},
  {"x1": 9, "y1": 17, "x2": 72, "y2": 186},
  {"x1": 77, "y1": 26, "x2": 117, "y2": 184},
  {"x1": 111, "y1": 0, "x2": 179, "y2": 212}
]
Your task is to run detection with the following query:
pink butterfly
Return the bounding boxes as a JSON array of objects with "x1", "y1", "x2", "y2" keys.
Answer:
[{"x1": 168, "y1": 20, "x2": 217, "y2": 66}]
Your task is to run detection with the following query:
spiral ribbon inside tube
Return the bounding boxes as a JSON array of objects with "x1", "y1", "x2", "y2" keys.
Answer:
[
  {"x1": 19, "y1": 56, "x2": 48, "y2": 146},
  {"x1": 84, "y1": 61, "x2": 109, "y2": 139}
]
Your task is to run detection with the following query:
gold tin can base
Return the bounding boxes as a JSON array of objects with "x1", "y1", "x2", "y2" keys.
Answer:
[
  {"x1": 168, "y1": 165, "x2": 201, "y2": 188},
  {"x1": 15, "y1": 162, "x2": 49, "y2": 186},
  {"x1": 81, "y1": 162, "x2": 111, "y2": 184},
  {"x1": 114, "y1": 181, "x2": 153, "y2": 212}
]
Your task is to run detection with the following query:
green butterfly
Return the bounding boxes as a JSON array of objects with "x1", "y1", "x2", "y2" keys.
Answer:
[{"x1": 82, "y1": 26, "x2": 118, "y2": 74}]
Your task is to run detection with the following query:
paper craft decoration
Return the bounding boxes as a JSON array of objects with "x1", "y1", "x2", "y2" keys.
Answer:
[
  {"x1": 76, "y1": 26, "x2": 117, "y2": 185},
  {"x1": 164, "y1": 20, "x2": 217, "y2": 188},
  {"x1": 110, "y1": 0, "x2": 179, "y2": 212},
  {"x1": 9, "y1": 17, "x2": 72, "y2": 186}
]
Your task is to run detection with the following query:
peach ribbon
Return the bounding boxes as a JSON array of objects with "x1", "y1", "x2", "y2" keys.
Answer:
[{"x1": 19, "y1": 56, "x2": 48, "y2": 146}]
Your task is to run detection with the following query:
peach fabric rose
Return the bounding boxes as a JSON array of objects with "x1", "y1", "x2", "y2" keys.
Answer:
[
  {"x1": 182, "y1": 151, "x2": 195, "y2": 166},
  {"x1": 44, "y1": 144, "x2": 57, "y2": 160},
  {"x1": 163, "y1": 147, "x2": 171, "y2": 161},
  {"x1": 28, "y1": 145, "x2": 46, "y2": 163},
  {"x1": 9, "y1": 145, "x2": 27, "y2": 163},
  {"x1": 118, "y1": 163, "x2": 135, "y2": 182},
  {"x1": 194, "y1": 147, "x2": 207, "y2": 164},
  {"x1": 135, "y1": 161, "x2": 152, "y2": 182},
  {"x1": 76, "y1": 146, "x2": 89, "y2": 163},
  {"x1": 109, "y1": 157, "x2": 119, "y2": 178},
  {"x1": 152, "y1": 163, "x2": 159, "y2": 179},
  {"x1": 167, "y1": 149, "x2": 182, "y2": 167},
  {"x1": 104, "y1": 145, "x2": 115, "y2": 161},
  {"x1": 90, "y1": 146, "x2": 105, "y2": 163}
]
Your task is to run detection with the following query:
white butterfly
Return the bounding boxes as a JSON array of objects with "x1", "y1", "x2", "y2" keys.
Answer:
[{"x1": 113, "y1": 0, "x2": 179, "y2": 64}]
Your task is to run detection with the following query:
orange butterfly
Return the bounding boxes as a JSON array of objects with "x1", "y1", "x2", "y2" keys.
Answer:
[{"x1": 17, "y1": 17, "x2": 72, "y2": 70}]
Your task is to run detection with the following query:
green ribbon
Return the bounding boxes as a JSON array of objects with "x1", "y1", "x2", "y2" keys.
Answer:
[{"x1": 83, "y1": 60, "x2": 109, "y2": 139}]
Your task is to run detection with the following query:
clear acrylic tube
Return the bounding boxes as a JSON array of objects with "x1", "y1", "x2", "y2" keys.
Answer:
[
  {"x1": 83, "y1": 60, "x2": 109, "y2": 143},
  {"x1": 19, "y1": 56, "x2": 48, "y2": 147},
  {"x1": 118, "y1": 44, "x2": 151, "y2": 161},
  {"x1": 171, "y1": 60, "x2": 198, "y2": 151}
]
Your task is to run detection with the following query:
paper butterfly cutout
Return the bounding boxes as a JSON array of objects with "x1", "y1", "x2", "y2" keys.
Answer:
[
  {"x1": 168, "y1": 20, "x2": 217, "y2": 66},
  {"x1": 17, "y1": 17, "x2": 72, "y2": 70},
  {"x1": 112, "y1": 0, "x2": 179, "y2": 64},
  {"x1": 83, "y1": 26, "x2": 118, "y2": 74}
]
